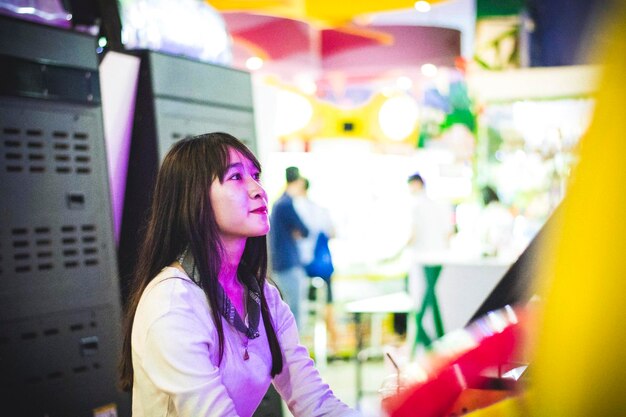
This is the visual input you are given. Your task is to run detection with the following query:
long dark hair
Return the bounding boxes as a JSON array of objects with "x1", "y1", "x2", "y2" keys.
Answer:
[{"x1": 119, "y1": 132, "x2": 283, "y2": 392}]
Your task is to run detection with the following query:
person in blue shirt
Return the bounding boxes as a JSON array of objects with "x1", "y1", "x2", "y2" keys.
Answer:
[{"x1": 269, "y1": 166, "x2": 309, "y2": 328}]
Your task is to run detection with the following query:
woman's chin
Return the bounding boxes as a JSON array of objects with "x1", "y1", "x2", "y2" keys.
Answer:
[{"x1": 252, "y1": 225, "x2": 270, "y2": 237}]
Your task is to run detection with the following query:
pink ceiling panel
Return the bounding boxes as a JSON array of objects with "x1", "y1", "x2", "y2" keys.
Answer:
[
  {"x1": 321, "y1": 25, "x2": 461, "y2": 71},
  {"x1": 223, "y1": 13, "x2": 311, "y2": 60},
  {"x1": 321, "y1": 27, "x2": 391, "y2": 57}
]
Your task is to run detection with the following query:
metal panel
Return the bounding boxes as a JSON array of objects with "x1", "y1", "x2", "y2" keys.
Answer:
[
  {"x1": 149, "y1": 51, "x2": 254, "y2": 109},
  {"x1": 0, "y1": 16, "x2": 99, "y2": 70},
  {"x1": 0, "y1": 306, "x2": 122, "y2": 417},
  {"x1": 0, "y1": 97, "x2": 118, "y2": 321},
  {"x1": 154, "y1": 98, "x2": 257, "y2": 160},
  {"x1": 0, "y1": 99, "x2": 129, "y2": 414}
]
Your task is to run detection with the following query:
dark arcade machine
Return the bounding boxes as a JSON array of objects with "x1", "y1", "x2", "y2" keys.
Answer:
[
  {"x1": 0, "y1": 15, "x2": 130, "y2": 417},
  {"x1": 0, "y1": 6, "x2": 282, "y2": 415}
]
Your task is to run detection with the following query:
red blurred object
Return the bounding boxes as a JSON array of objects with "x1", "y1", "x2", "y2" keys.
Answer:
[
  {"x1": 223, "y1": 14, "x2": 311, "y2": 60},
  {"x1": 454, "y1": 56, "x2": 468, "y2": 74},
  {"x1": 383, "y1": 308, "x2": 525, "y2": 417}
]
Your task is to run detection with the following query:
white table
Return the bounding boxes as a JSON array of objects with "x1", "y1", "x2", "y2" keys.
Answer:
[
  {"x1": 408, "y1": 254, "x2": 513, "y2": 333},
  {"x1": 344, "y1": 292, "x2": 417, "y2": 409}
]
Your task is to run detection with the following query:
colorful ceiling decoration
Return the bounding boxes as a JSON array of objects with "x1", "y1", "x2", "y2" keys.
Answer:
[
  {"x1": 320, "y1": 25, "x2": 461, "y2": 73},
  {"x1": 223, "y1": 11, "x2": 461, "y2": 86},
  {"x1": 222, "y1": 13, "x2": 312, "y2": 61},
  {"x1": 275, "y1": 88, "x2": 421, "y2": 148},
  {"x1": 212, "y1": 0, "x2": 464, "y2": 89}
]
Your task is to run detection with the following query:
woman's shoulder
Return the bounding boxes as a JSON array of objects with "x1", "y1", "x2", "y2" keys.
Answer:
[
  {"x1": 262, "y1": 280, "x2": 282, "y2": 301},
  {"x1": 144, "y1": 266, "x2": 199, "y2": 295},
  {"x1": 262, "y1": 280, "x2": 297, "y2": 333},
  {"x1": 137, "y1": 267, "x2": 208, "y2": 323},
  {"x1": 262, "y1": 280, "x2": 290, "y2": 313}
]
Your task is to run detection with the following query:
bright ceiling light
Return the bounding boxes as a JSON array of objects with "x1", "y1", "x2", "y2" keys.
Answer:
[
  {"x1": 246, "y1": 56, "x2": 264, "y2": 71},
  {"x1": 378, "y1": 95, "x2": 419, "y2": 141},
  {"x1": 275, "y1": 90, "x2": 313, "y2": 136},
  {"x1": 414, "y1": 1, "x2": 431, "y2": 13},
  {"x1": 421, "y1": 63, "x2": 438, "y2": 77},
  {"x1": 396, "y1": 76, "x2": 413, "y2": 91},
  {"x1": 295, "y1": 75, "x2": 318, "y2": 95}
]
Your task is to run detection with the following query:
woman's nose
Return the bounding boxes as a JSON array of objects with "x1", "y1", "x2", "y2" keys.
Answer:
[{"x1": 248, "y1": 178, "x2": 266, "y2": 199}]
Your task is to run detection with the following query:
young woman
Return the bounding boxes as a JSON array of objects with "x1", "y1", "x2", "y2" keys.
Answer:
[{"x1": 119, "y1": 132, "x2": 358, "y2": 417}]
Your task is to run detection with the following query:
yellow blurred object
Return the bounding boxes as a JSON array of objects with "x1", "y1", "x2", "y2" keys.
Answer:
[
  {"x1": 312, "y1": 98, "x2": 375, "y2": 139},
  {"x1": 207, "y1": 0, "x2": 445, "y2": 26},
  {"x1": 278, "y1": 91, "x2": 420, "y2": 146},
  {"x1": 464, "y1": 395, "x2": 529, "y2": 417},
  {"x1": 456, "y1": 3, "x2": 626, "y2": 416},
  {"x1": 529, "y1": 2, "x2": 626, "y2": 416},
  {"x1": 448, "y1": 389, "x2": 515, "y2": 416}
]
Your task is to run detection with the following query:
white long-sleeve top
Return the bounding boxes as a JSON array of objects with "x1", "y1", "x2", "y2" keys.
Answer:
[{"x1": 131, "y1": 266, "x2": 359, "y2": 417}]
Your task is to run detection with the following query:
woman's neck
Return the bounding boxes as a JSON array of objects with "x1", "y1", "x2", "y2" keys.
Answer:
[
  {"x1": 218, "y1": 238, "x2": 245, "y2": 285},
  {"x1": 219, "y1": 261, "x2": 239, "y2": 288},
  {"x1": 219, "y1": 238, "x2": 247, "y2": 318}
]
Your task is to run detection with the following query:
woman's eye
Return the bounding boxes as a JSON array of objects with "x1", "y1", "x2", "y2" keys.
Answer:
[
  {"x1": 228, "y1": 173, "x2": 242, "y2": 180},
  {"x1": 253, "y1": 172, "x2": 262, "y2": 181}
]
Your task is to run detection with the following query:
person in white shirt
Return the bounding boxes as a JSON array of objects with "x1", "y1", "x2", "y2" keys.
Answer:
[
  {"x1": 118, "y1": 132, "x2": 359, "y2": 417},
  {"x1": 404, "y1": 172, "x2": 454, "y2": 344},
  {"x1": 293, "y1": 177, "x2": 339, "y2": 354},
  {"x1": 477, "y1": 185, "x2": 515, "y2": 258},
  {"x1": 407, "y1": 173, "x2": 454, "y2": 255}
]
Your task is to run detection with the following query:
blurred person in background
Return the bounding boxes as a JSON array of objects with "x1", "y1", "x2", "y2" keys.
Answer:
[
  {"x1": 407, "y1": 172, "x2": 454, "y2": 346},
  {"x1": 406, "y1": 173, "x2": 455, "y2": 255},
  {"x1": 395, "y1": 173, "x2": 454, "y2": 339},
  {"x1": 294, "y1": 177, "x2": 340, "y2": 355},
  {"x1": 477, "y1": 185, "x2": 515, "y2": 258},
  {"x1": 269, "y1": 166, "x2": 309, "y2": 329}
]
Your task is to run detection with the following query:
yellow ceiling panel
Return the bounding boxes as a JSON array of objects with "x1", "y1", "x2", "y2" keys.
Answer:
[
  {"x1": 208, "y1": 0, "x2": 306, "y2": 21},
  {"x1": 304, "y1": 0, "x2": 424, "y2": 24},
  {"x1": 208, "y1": 0, "x2": 445, "y2": 26}
]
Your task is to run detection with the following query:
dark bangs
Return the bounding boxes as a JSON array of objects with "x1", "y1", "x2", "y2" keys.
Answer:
[{"x1": 209, "y1": 133, "x2": 261, "y2": 183}]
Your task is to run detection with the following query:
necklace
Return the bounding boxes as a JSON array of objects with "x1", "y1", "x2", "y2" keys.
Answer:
[
  {"x1": 230, "y1": 302, "x2": 255, "y2": 360},
  {"x1": 239, "y1": 322, "x2": 251, "y2": 361},
  {"x1": 178, "y1": 249, "x2": 261, "y2": 361},
  {"x1": 243, "y1": 341, "x2": 250, "y2": 360},
  {"x1": 233, "y1": 291, "x2": 251, "y2": 361}
]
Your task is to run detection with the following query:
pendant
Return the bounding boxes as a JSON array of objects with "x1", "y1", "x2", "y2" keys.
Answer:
[{"x1": 243, "y1": 348, "x2": 250, "y2": 361}]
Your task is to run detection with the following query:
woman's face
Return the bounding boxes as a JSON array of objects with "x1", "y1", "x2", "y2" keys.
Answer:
[{"x1": 210, "y1": 148, "x2": 269, "y2": 243}]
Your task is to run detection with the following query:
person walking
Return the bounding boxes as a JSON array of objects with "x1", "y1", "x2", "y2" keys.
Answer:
[
  {"x1": 269, "y1": 166, "x2": 309, "y2": 329},
  {"x1": 294, "y1": 177, "x2": 340, "y2": 355}
]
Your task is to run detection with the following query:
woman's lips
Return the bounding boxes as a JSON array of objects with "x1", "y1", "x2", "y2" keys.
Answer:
[{"x1": 251, "y1": 207, "x2": 267, "y2": 214}]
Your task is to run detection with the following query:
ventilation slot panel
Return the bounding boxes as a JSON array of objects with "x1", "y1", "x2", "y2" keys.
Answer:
[
  {"x1": 2, "y1": 126, "x2": 45, "y2": 174},
  {"x1": 0, "y1": 309, "x2": 109, "y2": 387},
  {"x1": 1, "y1": 124, "x2": 95, "y2": 175},
  {"x1": 11, "y1": 227, "x2": 53, "y2": 273},
  {"x1": 61, "y1": 224, "x2": 99, "y2": 269}
]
